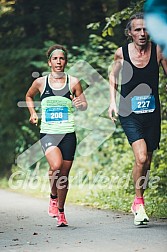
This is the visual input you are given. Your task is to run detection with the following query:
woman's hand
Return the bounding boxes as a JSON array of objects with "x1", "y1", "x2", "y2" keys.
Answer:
[
  {"x1": 29, "y1": 112, "x2": 38, "y2": 126},
  {"x1": 70, "y1": 95, "x2": 84, "y2": 110}
]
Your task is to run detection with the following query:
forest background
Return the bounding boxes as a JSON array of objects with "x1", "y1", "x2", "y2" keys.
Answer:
[{"x1": 0, "y1": 0, "x2": 166, "y2": 217}]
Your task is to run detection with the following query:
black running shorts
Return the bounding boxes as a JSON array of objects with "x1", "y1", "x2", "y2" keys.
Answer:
[
  {"x1": 119, "y1": 113, "x2": 161, "y2": 152},
  {"x1": 40, "y1": 132, "x2": 77, "y2": 161}
]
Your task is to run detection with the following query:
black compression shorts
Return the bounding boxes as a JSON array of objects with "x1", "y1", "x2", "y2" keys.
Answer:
[
  {"x1": 119, "y1": 113, "x2": 161, "y2": 152},
  {"x1": 40, "y1": 132, "x2": 77, "y2": 161}
]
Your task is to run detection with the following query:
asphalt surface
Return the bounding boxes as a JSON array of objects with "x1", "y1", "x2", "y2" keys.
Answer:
[{"x1": 0, "y1": 189, "x2": 166, "y2": 252}]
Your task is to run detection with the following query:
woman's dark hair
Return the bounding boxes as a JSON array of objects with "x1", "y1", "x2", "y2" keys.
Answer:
[{"x1": 47, "y1": 44, "x2": 68, "y2": 61}]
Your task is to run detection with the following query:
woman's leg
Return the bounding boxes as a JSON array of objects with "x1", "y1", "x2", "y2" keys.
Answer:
[
  {"x1": 45, "y1": 146, "x2": 63, "y2": 197},
  {"x1": 57, "y1": 160, "x2": 73, "y2": 210}
]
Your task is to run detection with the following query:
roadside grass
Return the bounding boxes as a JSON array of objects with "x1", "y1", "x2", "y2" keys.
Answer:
[
  {"x1": 67, "y1": 185, "x2": 167, "y2": 218},
  {"x1": 1, "y1": 176, "x2": 166, "y2": 219}
]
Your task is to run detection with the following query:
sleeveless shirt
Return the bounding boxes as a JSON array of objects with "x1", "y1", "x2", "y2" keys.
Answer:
[
  {"x1": 40, "y1": 74, "x2": 75, "y2": 134},
  {"x1": 119, "y1": 42, "x2": 160, "y2": 118}
]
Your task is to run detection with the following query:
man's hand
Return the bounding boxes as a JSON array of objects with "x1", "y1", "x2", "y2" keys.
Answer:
[{"x1": 108, "y1": 103, "x2": 118, "y2": 122}]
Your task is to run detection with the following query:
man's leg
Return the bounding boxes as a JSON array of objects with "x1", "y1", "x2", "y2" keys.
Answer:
[
  {"x1": 131, "y1": 139, "x2": 152, "y2": 225},
  {"x1": 132, "y1": 139, "x2": 152, "y2": 197}
]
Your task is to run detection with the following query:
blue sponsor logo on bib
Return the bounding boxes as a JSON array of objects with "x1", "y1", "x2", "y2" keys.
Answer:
[
  {"x1": 131, "y1": 95, "x2": 155, "y2": 114},
  {"x1": 45, "y1": 107, "x2": 68, "y2": 122}
]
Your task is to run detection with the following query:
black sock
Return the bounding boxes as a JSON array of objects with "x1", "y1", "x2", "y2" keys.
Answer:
[
  {"x1": 50, "y1": 193, "x2": 57, "y2": 199},
  {"x1": 58, "y1": 208, "x2": 64, "y2": 213}
]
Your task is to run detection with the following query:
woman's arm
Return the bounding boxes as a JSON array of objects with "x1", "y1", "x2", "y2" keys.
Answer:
[
  {"x1": 25, "y1": 79, "x2": 41, "y2": 125},
  {"x1": 70, "y1": 77, "x2": 88, "y2": 111}
]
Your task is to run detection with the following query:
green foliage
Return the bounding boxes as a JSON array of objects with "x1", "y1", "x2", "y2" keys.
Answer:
[
  {"x1": 88, "y1": 0, "x2": 145, "y2": 38},
  {"x1": 152, "y1": 121, "x2": 167, "y2": 195},
  {"x1": 69, "y1": 34, "x2": 117, "y2": 75},
  {"x1": 0, "y1": 0, "x2": 166, "y2": 218}
]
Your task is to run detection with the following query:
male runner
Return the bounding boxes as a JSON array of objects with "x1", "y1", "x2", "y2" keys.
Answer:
[{"x1": 108, "y1": 12, "x2": 167, "y2": 225}]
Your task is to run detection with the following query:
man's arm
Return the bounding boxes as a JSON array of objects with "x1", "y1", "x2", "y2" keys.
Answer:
[
  {"x1": 160, "y1": 56, "x2": 167, "y2": 76},
  {"x1": 108, "y1": 47, "x2": 123, "y2": 121},
  {"x1": 157, "y1": 45, "x2": 167, "y2": 75}
]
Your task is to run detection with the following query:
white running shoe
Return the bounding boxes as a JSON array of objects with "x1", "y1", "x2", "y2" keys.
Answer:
[{"x1": 131, "y1": 203, "x2": 149, "y2": 226}]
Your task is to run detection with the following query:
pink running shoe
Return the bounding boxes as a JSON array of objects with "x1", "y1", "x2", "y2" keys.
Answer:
[
  {"x1": 57, "y1": 212, "x2": 68, "y2": 227},
  {"x1": 48, "y1": 198, "x2": 58, "y2": 218}
]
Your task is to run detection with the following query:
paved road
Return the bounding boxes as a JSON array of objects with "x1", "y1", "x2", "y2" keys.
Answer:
[{"x1": 0, "y1": 189, "x2": 166, "y2": 252}]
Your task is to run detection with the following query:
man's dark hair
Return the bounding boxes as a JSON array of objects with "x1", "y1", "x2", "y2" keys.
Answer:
[{"x1": 125, "y1": 12, "x2": 144, "y2": 39}]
